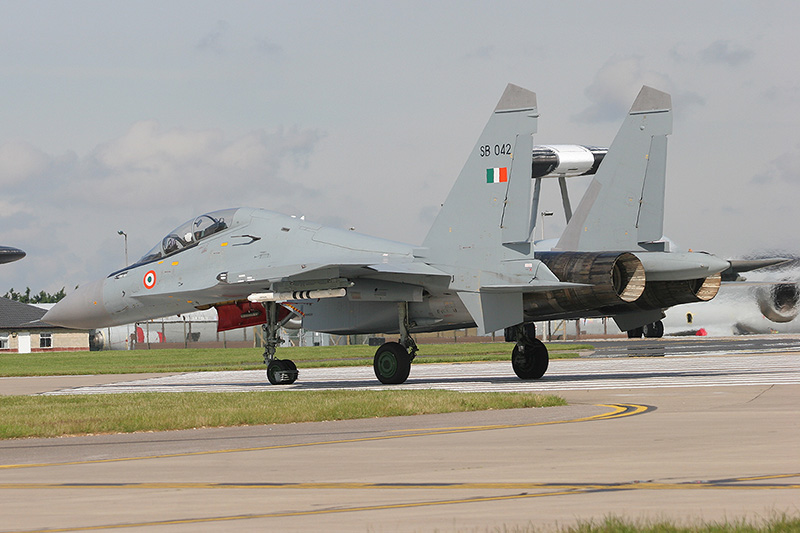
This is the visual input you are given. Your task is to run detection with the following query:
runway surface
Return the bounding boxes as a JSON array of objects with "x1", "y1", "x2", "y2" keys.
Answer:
[
  {"x1": 32, "y1": 337, "x2": 800, "y2": 395},
  {"x1": 2, "y1": 338, "x2": 799, "y2": 532}
]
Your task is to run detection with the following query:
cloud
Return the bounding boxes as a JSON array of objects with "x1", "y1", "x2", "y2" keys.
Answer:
[
  {"x1": 700, "y1": 40, "x2": 754, "y2": 67},
  {"x1": 762, "y1": 85, "x2": 800, "y2": 105},
  {"x1": 196, "y1": 20, "x2": 230, "y2": 54},
  {"x1": 462, "y1": 45, "x2": 495, "y2": 61},
  {"x1": 61, "y1": 121, "x2": 324, "y2": 209},
  {"x1": 1, "y1": 123, "x2": 324, "y2": 288},
  {"x1": 750, "y1": 147, "x2": 800, "y2": 185},
  {"x1": 574, "y1": 56, "x2": 672, "y2": 123},
  {"x1": 253, "y1": 37, "x2": 282, "y2": 56},
  {"x1": 0, "y1": 141, "x2": 52, "y2": 186},
  {"x1": 670, "y1": 40, "x2": 754, "y2": 68},
  {"x1": 573, "y1": 56, "x2": 707, "y2": 123}
]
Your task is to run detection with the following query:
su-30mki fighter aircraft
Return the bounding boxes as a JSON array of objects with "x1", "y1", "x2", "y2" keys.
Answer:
[{"x1": 46, "y1": 84, "x2": 735, "y2": 385}]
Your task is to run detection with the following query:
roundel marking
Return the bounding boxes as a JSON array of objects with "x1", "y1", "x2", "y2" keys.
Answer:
[{"x1": 143, "y1": 270, "x2": 157, "y2": 289}]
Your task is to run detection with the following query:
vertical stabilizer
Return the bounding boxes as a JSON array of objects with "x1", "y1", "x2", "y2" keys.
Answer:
[
  {"x1": 422, "y1": 84, "x2": 538, "y2": 267},
  {"x1": 554, "y1": 86, "x2": 672, "y2": 251}
]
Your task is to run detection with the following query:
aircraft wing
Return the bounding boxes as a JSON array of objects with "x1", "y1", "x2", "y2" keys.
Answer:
[
  {"x1": 225, "y1": 260, "x2": 450, "y2": 290},
  {"x1": 720, "y1": 258, "x2": 791, "y2": 281},
  {"x1": 156, "y1": 259, "x2": 453, "y2": 307}
]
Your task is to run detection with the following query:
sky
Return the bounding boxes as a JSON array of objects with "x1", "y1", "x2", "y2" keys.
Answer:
[{"x1": 2, "y1": 0, "x2": 799, "y2": 295}]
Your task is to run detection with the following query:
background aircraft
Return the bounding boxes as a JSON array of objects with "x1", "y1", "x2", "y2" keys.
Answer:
[
  {"x1": 46, "y1": 84, "x2": 735, "y2": 385},
  {"x1": 662, "y1": 260, "x2": 799, "y2": 336},
  {"x1": 0, "y1": 246, "x2": 25, "y2": 264}
]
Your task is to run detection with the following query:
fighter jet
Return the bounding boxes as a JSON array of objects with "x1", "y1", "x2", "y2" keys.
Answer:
[
  {"x1": 0, "y1": 246, "x2": 26, "y2": 264},
  {"x1": 45, "y1": 84, "x2": 733, "y2": 385}
]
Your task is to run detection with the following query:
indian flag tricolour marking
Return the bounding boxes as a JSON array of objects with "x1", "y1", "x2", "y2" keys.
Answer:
[{"x1": 486, "y1": 167, "x2": 508, "y2": 183}]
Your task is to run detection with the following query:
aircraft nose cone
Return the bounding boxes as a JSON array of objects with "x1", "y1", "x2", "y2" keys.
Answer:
[{"x1": 44, "y1": 280, "x2": 110, "y2": 329}]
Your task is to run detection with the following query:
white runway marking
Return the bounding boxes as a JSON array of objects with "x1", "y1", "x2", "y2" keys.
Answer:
[{"x1": 43, "y1": 353, "x2": 800, "y2": 395}]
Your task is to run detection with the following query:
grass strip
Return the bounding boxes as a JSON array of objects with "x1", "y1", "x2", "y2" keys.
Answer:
[
  {"x1": 0, "y1": 343, "x2": 589, "y2": 377},
  {"x1": 0, "y1": 390, "x2": 565, "y2": 439},
  {"x1": 561, "y1": 513, "x2": 800, "y2": 532}
]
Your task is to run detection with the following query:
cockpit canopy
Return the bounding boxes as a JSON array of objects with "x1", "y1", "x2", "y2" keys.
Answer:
[{"x1": 137, "y1": 208, "x2": 239, "y2": 265}]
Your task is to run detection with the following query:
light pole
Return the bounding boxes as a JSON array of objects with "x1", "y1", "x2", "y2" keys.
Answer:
[
  {"x1": 117, "y1": 230, "x2": 128, "y2": 266},
  {"x1": 540, "y1": 211, "x2": 553, "y2": 241}
]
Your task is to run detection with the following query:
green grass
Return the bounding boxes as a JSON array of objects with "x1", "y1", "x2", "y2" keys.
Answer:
[
  {"x1": 0, "y1": 390, "x2": 565, "y2": 439},
  {"x1": 0, "y1": 342, "x2": 588, "y2": 377},
  {"x1": 502, "y1": 514, "x2": 800, "y2": 532},
  {"x1": 0, "y1": 343, "x2": 582, "y2": 439}
]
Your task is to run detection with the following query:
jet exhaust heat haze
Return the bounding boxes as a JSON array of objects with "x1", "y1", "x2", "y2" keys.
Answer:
[{"x1": 46, "y1": 84, "x2": 736, "y2": 385}]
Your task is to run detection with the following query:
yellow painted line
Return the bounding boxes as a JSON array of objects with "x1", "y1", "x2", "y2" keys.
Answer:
[
  {"x1": 389, "y1": 403, "x2": 646, "y2": 433},
  {"x1": 595, "y1": 403, "x2": 651, "y2": 418},
  {"x1": 732, "y1": 473, "x2": 800, "y2": 482},
  {"x1": 0, "y1": 404, "x2": 651, "y2": 471},
  {"x1": 0, "y1": 482, "x2": 582, "y2": 490},
  {"x1": 2, "y1": 490, "x2": 584, "y2": 532},
  {"x1": 1, "y1": 480, "x2": 798, "y2": 491},
  {"x1": 7, "y1": 477, "x2": 800, "y2": 532}
]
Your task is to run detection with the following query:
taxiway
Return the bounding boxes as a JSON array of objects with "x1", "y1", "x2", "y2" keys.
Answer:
[{"x1": 1, "y1": 338, "x2": 799, "y2": 532}]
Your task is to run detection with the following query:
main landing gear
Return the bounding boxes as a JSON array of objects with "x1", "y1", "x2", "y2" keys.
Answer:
[
  {"x1": 627, "y1": 320, "x2": 664, "y2": 339},
  {"x1": 373, "y1": 302, "x2": 418, "y2": 384},
  {"x1": 371, "y1": 313, "x2": 551, "y2": 384},
  {"x1": 262, "y1": 301, "x2": 299, "y2": 385},
  {"x1": 505, "y1": 323, "x2": 549, "y2": 379}
]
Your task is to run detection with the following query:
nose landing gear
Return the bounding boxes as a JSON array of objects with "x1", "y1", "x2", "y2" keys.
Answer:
[{"x1": 262, "y1": 301, "x2": 298, "y2": 385}]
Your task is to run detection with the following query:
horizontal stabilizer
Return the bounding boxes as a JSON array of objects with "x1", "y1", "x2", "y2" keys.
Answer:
[
  {"x1": 458, "y1": 291, "x2": 522, "y2": 335},
  {"x1": 459, "y1": 279, "x2": 591, "y2": 334}
]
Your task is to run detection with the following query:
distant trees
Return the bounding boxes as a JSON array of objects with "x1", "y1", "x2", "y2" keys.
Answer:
[{"x1": 4, "y1": 287, "x2": 67, "y2": 303}]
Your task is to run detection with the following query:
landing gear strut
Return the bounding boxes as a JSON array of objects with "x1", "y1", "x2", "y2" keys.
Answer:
[
  {"x1": 373, "y1": 302, "x2": 418, "y2": 384},
  {"x1": 506, "y1": 323, "x2": 549, "y2": 379},
  {"x1": 262, "y1": 301, "x2": 298, "y2": 385}
]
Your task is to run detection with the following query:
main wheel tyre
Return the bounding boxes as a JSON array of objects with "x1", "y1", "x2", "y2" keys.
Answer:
[
  {"x1": 374, "y1": 342, "x2": 412, "y2": 384},
  {"x1": 512, "y1": 338, "x2": 549, "y2": 379},
  {"x1": 643, "y1": 320, "x2": 664, "y2": 338},
  {"x1": 627, "y1": 327, "x2": 644, "y2": 339}
]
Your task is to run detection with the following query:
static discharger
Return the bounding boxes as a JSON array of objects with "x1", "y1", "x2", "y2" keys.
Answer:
[{"x1": 248, "y1": 288, "x2": 347, "y2": 302}]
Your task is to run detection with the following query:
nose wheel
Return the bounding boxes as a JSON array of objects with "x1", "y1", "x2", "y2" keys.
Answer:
[
  {"x1": 261, "y1": 301, "x2": 298, "y2": 385},
  {"x1": 267, "y1": 359, "x2": 298, "y2": 385}
]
